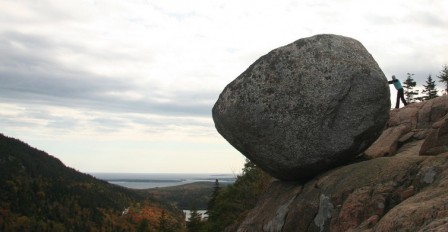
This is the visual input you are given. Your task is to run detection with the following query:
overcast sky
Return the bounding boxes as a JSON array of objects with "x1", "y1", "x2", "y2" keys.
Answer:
[{"x1": 1, "y1": 0, "x2": 447, "y2": 174}]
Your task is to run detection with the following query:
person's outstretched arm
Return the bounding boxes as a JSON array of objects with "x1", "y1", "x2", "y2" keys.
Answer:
[{"x1": 388, "y1": 79, "x2": 398, "y2": 84}]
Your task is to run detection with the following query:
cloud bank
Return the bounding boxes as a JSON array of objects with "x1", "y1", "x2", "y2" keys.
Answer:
[{"x1": 0, "y1": 0, "x2": 447, "y2": 173}]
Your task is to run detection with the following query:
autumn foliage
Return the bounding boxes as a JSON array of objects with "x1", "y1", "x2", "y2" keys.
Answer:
[{"x1": 0, "y1": 133, "x2": 185, "y2": 231}]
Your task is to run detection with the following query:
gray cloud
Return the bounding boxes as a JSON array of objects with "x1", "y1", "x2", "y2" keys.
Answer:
[
  {"x1": 0, "y1": 70, "x2": 215, "y2": 117},
  {"x1": 0, "y1": 117, "x2": 38, "y2": 129},
  {"x1": 2, "y1": 0, "x2": 446, "y2": 131},
  {"x1": 0, "y1": 30, "x2": 216, "y2": 118}
]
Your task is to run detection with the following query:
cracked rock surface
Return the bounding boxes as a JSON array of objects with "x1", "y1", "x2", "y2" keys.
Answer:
[{"x1": 235, "y1": 96, "x2": 448, "y2": 232}]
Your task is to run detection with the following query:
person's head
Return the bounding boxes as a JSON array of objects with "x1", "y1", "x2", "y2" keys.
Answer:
[{"x1": 392, "y1": 75, "x2": 396, "y2": 80}]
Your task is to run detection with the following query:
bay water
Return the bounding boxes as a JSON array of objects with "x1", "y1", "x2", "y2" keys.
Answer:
[{"x1": 90, "y1": 173, "x2": 236, "y2": 189}]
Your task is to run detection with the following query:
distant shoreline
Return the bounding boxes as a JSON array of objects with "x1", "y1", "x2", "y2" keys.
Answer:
[
  {"x1": 89, "y1": 173, "x2": 236, "y2": 190},
  {"x1": 104, "y1": 179, "x2": 183, "y2": 183}
]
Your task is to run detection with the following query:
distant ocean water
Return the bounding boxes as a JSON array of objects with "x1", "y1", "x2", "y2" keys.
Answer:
[{"x1": 90, "y1": 173, "x2": 236, "y2": 189}]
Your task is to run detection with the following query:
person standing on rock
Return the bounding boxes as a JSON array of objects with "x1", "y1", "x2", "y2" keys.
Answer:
[{"x1": 389, "y1": 75, "x2": 408, "y2": 109}]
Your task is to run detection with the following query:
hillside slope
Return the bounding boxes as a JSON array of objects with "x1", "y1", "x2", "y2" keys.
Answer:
[
  {"x1": 0, "y1": 134, "x2": 185, "y2": 231},
  {"x1": 235, "y1": 95, "x2": 448, "y2": 232}
]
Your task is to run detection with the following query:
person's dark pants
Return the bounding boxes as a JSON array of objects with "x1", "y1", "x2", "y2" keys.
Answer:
[{"x1": 396, "y1": 88, "x2": 407, "y2": 109}]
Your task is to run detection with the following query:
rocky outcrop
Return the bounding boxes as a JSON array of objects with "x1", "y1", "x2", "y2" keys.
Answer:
[
  {"x1": 235, "y1": 96, "x2": 448, "y2": 232},
  {"x1": 213, "y1": 34, "x2": 390, "y2": 181},
  {"x1": 420, "y1": 114, "x2": 448, "y2": 155},
  {"x1": 365, "y1": 95, "x2": 448, "y2": 158}
]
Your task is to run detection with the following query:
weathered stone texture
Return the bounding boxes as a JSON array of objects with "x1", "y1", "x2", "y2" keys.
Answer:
[
  {"x1": 213, "y1": 34, "x2": 390, "y2": 180},
  {"x1": 365, "y1": 95, "x2": 448, "y2": 159},
  {"x1": 234, "y1": 96, "x2": 448, "y2": 232},
  {"x1": 420, "y1": 114, "x2": 448, "y2": 156}
]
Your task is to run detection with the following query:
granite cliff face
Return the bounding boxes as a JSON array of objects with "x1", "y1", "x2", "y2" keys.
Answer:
[{"x1": 235, "y1": 95, "x2": 448, "y2": 232}]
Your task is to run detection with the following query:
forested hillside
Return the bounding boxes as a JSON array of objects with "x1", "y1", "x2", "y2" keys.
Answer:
[
  {"x1": 0, "y1": 133, "x2": 185, "y2": 231},
  {"x1": 184, "y1": 161, "x2": 273, "y2": 232},
  {"x1": 144, "y1": 181, "x2": 235, "y2": 210}
]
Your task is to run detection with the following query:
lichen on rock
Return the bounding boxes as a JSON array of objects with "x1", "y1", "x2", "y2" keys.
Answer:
[{"x1": 213, "y1": 34, "x2": 390, "y2": 181}]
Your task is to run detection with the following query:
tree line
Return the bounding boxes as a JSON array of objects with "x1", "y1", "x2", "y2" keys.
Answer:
[
  {"x1": 185, "y1": 160, "x2": 272, "y2": 232},
  {"x1": 402, "y1": 65, "x2": 448, "y2": 103}
]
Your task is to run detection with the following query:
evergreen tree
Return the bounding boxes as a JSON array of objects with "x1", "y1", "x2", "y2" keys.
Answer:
[
  {"x1": 206, "y1": 179, "x2": 220, "y2": 219},
  {"x1": 437, "y1": 65, "x2": 448, "y2": 95},
  {"x1": 403, "y1": 73, "x2": 418, "y2": 103},
  {"x1": 205, "y1": 159, "x2": 272, "y2": 231},
  {"x1": 137, "y1": 219, "x2": 151, "y2": 232},
  {"x1": 421, "y1": 74, "x2": 438, "y2": 100},
  {"x1": 187, "y1": 207, "x2": 204, "y2": 232},
  {"x1": 157, "y1": 211, "x2": 171, "y2": 232}
]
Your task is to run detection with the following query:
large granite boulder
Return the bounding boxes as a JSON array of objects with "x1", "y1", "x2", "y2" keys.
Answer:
[{"x1": 213, "y1": 34, "x2": 390, "y2": 180}]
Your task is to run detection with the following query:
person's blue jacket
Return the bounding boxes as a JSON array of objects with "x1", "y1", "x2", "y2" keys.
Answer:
[{"x1": 388, "y1": 79, "x2": 403, "y2": 90}]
